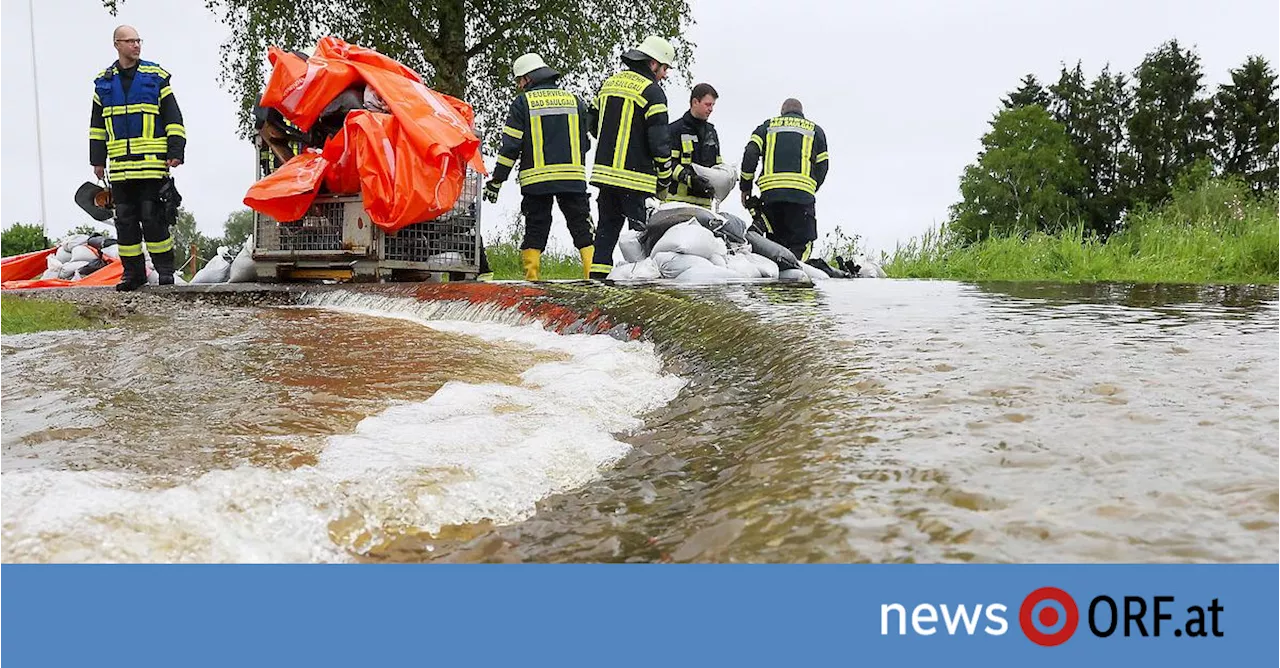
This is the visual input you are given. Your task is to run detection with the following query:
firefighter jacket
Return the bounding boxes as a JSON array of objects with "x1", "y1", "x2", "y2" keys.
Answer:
[
  {"x1": 589, "y1": 62, "x2": 676, "y2": 194},
  {"x1": 665, "y1": 110, "x2": 723, "y2": 206},
  {"x1": 739, "y1": 111, "x2": 828, "y2": 205},
  {"x1": 89, "y1": 59, "x2": 186, "y2": 181},
  {"x1": 491, "y1": 67, "x2": 594, "y2": 195}
]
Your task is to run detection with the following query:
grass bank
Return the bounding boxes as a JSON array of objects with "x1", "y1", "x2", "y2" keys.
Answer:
[
  {"x1": 883, "y1": 178, "x2": 1279, "y2": 284},
  {"x1": 484, "y1": 218, "x2": 585, "y2": 280},
  {"x1": 1, "y1": 295, "x2": 102, "y2": 335}
]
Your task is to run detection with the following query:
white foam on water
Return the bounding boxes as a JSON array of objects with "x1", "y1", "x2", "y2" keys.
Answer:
[{"x1": 2, "y1": 297, "x2": 687, "y2": 563}]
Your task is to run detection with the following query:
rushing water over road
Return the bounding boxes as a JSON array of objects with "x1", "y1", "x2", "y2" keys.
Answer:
[{"x1": 3, "y1": 281, "x2": 1275, "y2": 563}]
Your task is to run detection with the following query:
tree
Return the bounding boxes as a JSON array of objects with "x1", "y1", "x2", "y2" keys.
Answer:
[
  {"x1": 1126, "y1": 40, "x2": 1214, "y2": 207},
  {"x1": 949, "y1": 105, "x2": 1087, "y2": 243},
  {"x1": 1212, "y1": 55, "x2": 1279, "y2": 195},
  {"x1": 68, "y1": 222, "x2": 113, "y2": 237},
  {"x1": 1085, "y1": 66, "x2": 1134, "y2": 233},
  {"x1": 1002, "y1": 74, "x2": 1050, "y2": 110},
  {"x1": 222, "y1": 209, "x2": 255, "y2": 248},
  {"x1": 107, "y1": 1, "x2": 695, "y2": 142},
  {"x1": 1, "y1": 223, "x2": 50, "y2": 257}
]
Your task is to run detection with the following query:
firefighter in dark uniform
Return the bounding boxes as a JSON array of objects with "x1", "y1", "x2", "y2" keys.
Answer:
[
  {"x1": 484, "y1": 53, "x2": 596, "y2": 280},
  {"x1": 664, "y1": 82, "x2": 720, "y2": 207},
  {"x1": 89, "y1": 25, "x2": 185, "y2": 290},
  {"x1": 588, "y1": 35, "x2": 696, "y2": 279},
  {"x1": 740, "y1": 98, "x2": 829, "y2": 261}
]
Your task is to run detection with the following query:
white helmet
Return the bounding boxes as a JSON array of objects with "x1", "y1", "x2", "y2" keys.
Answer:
[
  {"x1": 512, "y1": 53, "x2": 548, "y2": 78},
  {"x1": 630, "y1": 35, "x2": 675, "y2": 67}
]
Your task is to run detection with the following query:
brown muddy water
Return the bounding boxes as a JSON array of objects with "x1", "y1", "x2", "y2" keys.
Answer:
[{"x1": 2, "y1": 280, "x2": 1276, "y2": 563}]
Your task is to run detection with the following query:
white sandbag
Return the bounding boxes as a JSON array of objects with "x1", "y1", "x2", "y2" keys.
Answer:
[
  {"x1": 856, "y1": 257, "x2": 887, "y2": 278},
  {"x1": 746, "y1": 253, "x2": 780, "y2": 279},
  {"x1": 675, "y1": 264, "x2": 739, "y2": 284},
  {"x1": 709, "y1": 253, "x2": 727, "y2": 268},
  {"x1": 55, "y1": 246, "x2": 73, "y2": 263},
  {"x1": 146, "y1": 262, "x2": 159, "y2": 285},
  {"x1": 617, "y1": 229, "x2": 646, "y2": 263},
  {"x1": 172, "y1": 273, "x2": 188, "y2": 286},
  {"x1": 59, "y1": 260, "x2": 89, "y2": 280},
  {"x1": 800, "y1": 262, "x2": 830, "y2": 281},
  {"x1": 46, "y1": 255, "x2": 63, "y2": 272},
  {"x1": 778, "y1": 268, "x2": 812, "y2": 282},
  {"x1": 723, "y1": 253, "x2": 762, "y2": 279},
  {"x1": 651, "y1": 221, "x2": 721, "y2": 260},
  {"x1": 191, "y1": 246, "x2": 233, "y2": 284},
  {"x1": 228, "y1": 237, "x2": 257, "y2": 283},
  {"x1": 692, "y1": 163, "x2": 739, "y2": 203},
  {"x1": 60, "y1": 234, "x2": 90, "y2": 251},
  {"x1": 70, "y1": 245, "x2": 100, "y2": 263},
  {"x1": 101, "y1": 244, "x2": 120, "y2": 260},
  {"x1": 40, "y1": 268, "x2": 60, "y2": 280},
  {"x1": 606, "y1": 263, "x2": 636, "y2": 280},
  {"x1": 653, "y1": 251, "x2": 715, "y2": 278},
  {"x1": 630, "y1": 257, "x2": 662, "y2": 279}
]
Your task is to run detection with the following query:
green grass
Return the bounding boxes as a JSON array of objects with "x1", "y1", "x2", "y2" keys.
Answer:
[
  {"x1": 881, "y1": 178, "x2": 1279, "y2": 284},
  {"x1": 1, "y1": 296, "x2": 102, "y2": 335},
  {"x1": 485, "y1": 218, "x2": 587, "y2": 280}
]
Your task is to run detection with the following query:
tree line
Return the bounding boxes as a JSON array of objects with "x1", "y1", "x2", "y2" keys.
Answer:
[{"x1": 951, "y1": 40, "x2": 1278, "y2": 243}]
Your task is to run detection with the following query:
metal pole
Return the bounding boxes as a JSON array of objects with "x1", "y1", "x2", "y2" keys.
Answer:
[{"x1": 28, "y1": 0, "x2": 49, "y2": 236}]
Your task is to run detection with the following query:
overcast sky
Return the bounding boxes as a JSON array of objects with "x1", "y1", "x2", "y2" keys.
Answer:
[{"x1": 3, "y1": 0, "x2": 1277, "y2": 256}]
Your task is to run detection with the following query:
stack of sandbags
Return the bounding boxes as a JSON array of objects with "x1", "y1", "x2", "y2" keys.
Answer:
[
  {"x1": 609, "y1": 216, "x2": 805, "y2": 284},
  {"x1": 41, "y1": 234, "x2": 115, "y2": 282}
]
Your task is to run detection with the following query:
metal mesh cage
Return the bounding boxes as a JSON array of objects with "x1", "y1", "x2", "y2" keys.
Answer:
[
  {"x1": 255, "y1": 197, "x2": 353, "y2": 254},
  {"x1": 381, "y1": 169, "x2": 482, "y2": 267}
]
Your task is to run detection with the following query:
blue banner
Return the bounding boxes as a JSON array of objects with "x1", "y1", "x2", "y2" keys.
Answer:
[{"x1": 3, "y1": 565, "x2": 1275, "y2": 666}]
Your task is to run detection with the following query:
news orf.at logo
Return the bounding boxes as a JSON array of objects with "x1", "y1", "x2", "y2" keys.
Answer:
[{"x1": 880, "y1": 587, "x2": 1224, "y2": 645}]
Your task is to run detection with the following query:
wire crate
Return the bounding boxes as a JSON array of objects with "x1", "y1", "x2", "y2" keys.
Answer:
[{"x1": 252, "y1": 169, "x2": 483, "y2": 281}]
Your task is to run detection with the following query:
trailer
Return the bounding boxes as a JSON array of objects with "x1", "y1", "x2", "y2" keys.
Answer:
[{"x1": 251, "y1": 169, "x2": 484, "y2": 283}]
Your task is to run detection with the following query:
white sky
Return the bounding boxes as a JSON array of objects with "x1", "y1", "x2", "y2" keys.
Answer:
[{"x1": 3, "y1": 0, "x2": 1277, "y2": 256}]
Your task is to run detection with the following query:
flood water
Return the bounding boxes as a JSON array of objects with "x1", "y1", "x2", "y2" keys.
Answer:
[{"x1": 2, "y1": 280, "x2": 1276, "y2": 563}]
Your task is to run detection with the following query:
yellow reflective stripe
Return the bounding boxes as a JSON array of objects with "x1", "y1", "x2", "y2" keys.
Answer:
[
  {"x1": 93, "y1": 93, "x2": 101, "y2": 105},
  {"x1": 757, "y1": 174, "x2": 817, "y2": 193},
  {"x1": 663, "y1": 192, "x2": 713, "y2": 206},
  {"x1": 765, "y1": 131, "x2": 777, "y2": 175},
  {"x1": 530, "y1": 115, "x2": 545, "y2": 169},
  {"x1": 590, "y1": 165, "x2": 656, "y2": 192},
  {"x1": 716, "y1": 155, "x2": 724, "y2": 165},
  {"x1": 518, "y1": 164, "x2": 587, "y2": 186},
  {"x1": 750, "y1": 134, "x2": 764, "y2": 151},
  {"x1": 681, "y1": 137, "x2": 693, "y2": 165},
  {"x1": 503, "y1": 125, "x2": 524, "y2": 139},
  {"x1": 800, "y1": 133, "x2": 814, "y2": 178},
  {"x1": 644, "y1": 103, "x2": 667, "y2": 119},
  {"x1": 496, "y1": 155, "x2": 516, "y2": 168},
  {"x1": 101, "y1": 103, "x2": 161, "y2": 116},
  {"x1": 89, "y1": 128, "x2": 108, "y2": 140},
  {"x1": 165, "y1": 123, "x2": 186, "y2": 138},
  {"x1": 137, "y1": 65, "x2": 170, "y2": 77},
  {"x1": 105, "y1": 118, "x2": 116, "y2": 142},
  {"x1": 741, "y1": 171, "x2": 755, "y2": 180},
  {"x1": 614, "y1": 102, "x2": 634, "y2": 169},
  {"x1": 116, "y1": 243, "x2": 144, "y2": 257},
  {"x1": 146, "y1": 238, "x2": 175, "y2": 254},
  {"x1": 160, "y1": 86, "x2": 173, "y2": 100},
  {"x1": 109, "y1": 170, "x2": 169, "y2": 180},
  {"x1": 110, "y1": 157, "x2": 168, "y2": 170},
  {"x1": 143, "y1": 114, "x2": 155, "y2": 140},
  {"x1": 815, "y1": 151, "x2": 829, "y2": 163},
  {"x1": 568, "y1": 112, "x2": 581, "y2": 166},
  {"x1": 590, "y1": 263, "x2": 614, "y2": 273}
]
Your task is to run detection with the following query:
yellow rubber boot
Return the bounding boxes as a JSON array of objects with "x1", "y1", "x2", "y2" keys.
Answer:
[
  {"x1": 579, "y1": 246, "x2": 594, "y2": 280},
  {"x1": 521, "y1": 248, "x2": 542, "y2": 281}
]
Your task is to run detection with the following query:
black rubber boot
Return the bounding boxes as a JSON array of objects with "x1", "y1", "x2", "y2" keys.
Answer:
[
  {"x1": 152, "y1": 250, "x2": 176, "y2": 285},
  {"x1": 115, "y1": 255, "x2": 148, "y2": 292}
]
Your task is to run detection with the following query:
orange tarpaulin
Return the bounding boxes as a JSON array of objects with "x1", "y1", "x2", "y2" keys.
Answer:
[
  {"x1": 248, "y1": 37, "x2": 486, "y2": 233},
  {"x1": 1, "y1": 247, "x2": 124, "y2": 290}
]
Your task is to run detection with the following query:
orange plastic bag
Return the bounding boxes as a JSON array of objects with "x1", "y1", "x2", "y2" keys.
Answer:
[
  {"x1": 260, "y1": 48, "x2": 359, "y2": 132},
  {"x1": 345, "y1": 110, "x2": 463, "y2": 228},
  {"x1": 1, "y1": 253, "x2": 123, "y2": 290},
  {"x1": 1, "y1": 248, "x2": 55, "y2": 283},
  {"x1": 243, "y1": 151, "x2": 328, "y2": 222},
  {"x1": 321, "y1": 127, "x2": 361, "y2": 195}
]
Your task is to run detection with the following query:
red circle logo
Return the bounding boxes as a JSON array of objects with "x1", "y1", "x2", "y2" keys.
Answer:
[{"x1": 1019, "y1": 587, "x2": 1079, "y2": 646}]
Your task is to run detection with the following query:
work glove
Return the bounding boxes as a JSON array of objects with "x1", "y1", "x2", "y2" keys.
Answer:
[{"x1": 483, "y1": 180, "x2": 502, "y2": 204}]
